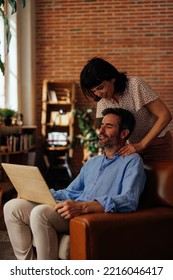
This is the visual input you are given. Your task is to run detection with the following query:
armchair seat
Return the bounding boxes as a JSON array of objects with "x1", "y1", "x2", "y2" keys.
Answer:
[
  {"x1": 33, "y1": 161, "x2": 173, "y2": 260},
  {"x1": 69, "y1": 161, "x2": 173, "y2": 260},
  {"x1": 33, "y1": 233, "x2": 70, "y2": 260}
]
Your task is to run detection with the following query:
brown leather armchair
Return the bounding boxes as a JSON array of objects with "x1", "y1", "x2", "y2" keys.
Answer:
[{"x1": 70, "y1": 162, "x2": 173, "y2": 260}]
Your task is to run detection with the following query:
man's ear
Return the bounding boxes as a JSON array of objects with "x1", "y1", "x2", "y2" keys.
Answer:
[{"x1": 120, "y1": 129, "x2": 130, "y2": 140}]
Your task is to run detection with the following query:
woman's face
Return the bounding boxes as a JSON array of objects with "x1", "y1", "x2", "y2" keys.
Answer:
[{"x1": 90, "y1": 79, "x2": 115, "y2": 100}]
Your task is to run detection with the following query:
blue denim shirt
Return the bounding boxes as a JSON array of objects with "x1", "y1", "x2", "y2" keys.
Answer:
[{"x1": 50, "y1": 153, "x2": 146, "y2": 213}]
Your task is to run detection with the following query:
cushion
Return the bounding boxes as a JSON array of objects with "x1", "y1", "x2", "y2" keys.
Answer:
[
  {"x1": 139, "y1": 161, "x2": 173, "y2": 208},
  {"x1": 33, "y1": 234, "x2": 70, "y2": 260},
  {"x1": 58, "y1": 234, "x2": 70, "y2": 260}
]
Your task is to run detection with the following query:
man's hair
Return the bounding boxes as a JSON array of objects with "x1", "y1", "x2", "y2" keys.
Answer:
[
  {"x1": 102, "y1": 108, "x2": 136, "y2": 139},
  {"x1": 80, "y1": 57, "x2": 128, "y2": 101}
]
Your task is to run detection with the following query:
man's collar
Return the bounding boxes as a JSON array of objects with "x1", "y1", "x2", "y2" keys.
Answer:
[{"x1": 104, "y1": 152, "x2": 119, "y2": 159}]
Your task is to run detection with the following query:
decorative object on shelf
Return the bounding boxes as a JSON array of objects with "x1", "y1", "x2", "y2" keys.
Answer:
[
  {"x1": 0, "y1": 108, "x2": 16, "y2": 126},
  {"x1": 50, "y1": 110, "x2": 71, "y2": 126},
  {"x1": 16, "y1": 113, "x2": 23, "y2": 126},
  {"x1": 47, "y1": 132, "x2": 68, "y2": 147},
  {"x1": 73, "y1": 108, "x2": 99, "y2": 162},
  {"x1": 48, "y1": 88, "x2": 71, "y2": 103}
]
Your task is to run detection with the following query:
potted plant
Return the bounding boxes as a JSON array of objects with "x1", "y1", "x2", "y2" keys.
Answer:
[
  {"x1": 0, "y1": 108, "x2": 16, "y2": 125},
  {"x1": 73, "y1": 108, "x2": 99, "y2": 162}
]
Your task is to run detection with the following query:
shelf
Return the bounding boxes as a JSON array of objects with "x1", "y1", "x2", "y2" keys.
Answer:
[
  {"x1": 46, "y1": 146, "x2": 70, "y2": 151},
  {"x1": 45, "y1": 123, "x2": 70, "y2": 127},
  {"x1": 0, "y1": 145, "x2": 36, "y2": 156},
  {"x1": 0, "y1": 125, "x2": 37, "y2": 135},
  {"x1": 46, "y1": 101, "x2": 72, "y2": 105}
]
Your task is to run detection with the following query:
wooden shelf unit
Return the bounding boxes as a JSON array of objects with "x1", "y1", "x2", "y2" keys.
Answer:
[
  {"x1": 41, "y1": 80, "x2": 76, "y2": 156},
  {"x1": 0, "y1": 125, "x2": 37, "y2": 155},
  {"x1": 0, "y1": 125, "x2": 37, "y2": 199},
  {"x1": 41, "y1": 80, "x2": 76, "y2": 187}
]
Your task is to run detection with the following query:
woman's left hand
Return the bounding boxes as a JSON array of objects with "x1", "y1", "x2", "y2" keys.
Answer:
[{"x1": 118, "y1": 143, "x2": 143, "y2": 156}]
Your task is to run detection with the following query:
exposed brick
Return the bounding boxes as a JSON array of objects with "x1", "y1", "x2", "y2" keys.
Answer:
[{"x1": 35, "y1": 0, "x2": 173, "y2": 176}]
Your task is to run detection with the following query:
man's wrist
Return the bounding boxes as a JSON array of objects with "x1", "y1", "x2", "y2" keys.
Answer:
[
  {"x1": 82, "y1": 201, "x2": 90, "y2": 214},
  {"x1": 82, "y1": 201, "x2": 104, "y2": 214}
]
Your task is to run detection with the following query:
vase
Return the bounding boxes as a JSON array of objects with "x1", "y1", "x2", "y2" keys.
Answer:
[{"x1": 4, "y1": 117, "x2": 12, "y2": 126}]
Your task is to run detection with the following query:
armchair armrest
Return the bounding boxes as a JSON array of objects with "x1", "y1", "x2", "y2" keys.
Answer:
[{"x1": 70, "y1": 208, "x2": 173, "y2": 260}]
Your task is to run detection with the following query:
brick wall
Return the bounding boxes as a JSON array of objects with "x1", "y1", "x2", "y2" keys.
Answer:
[{"x1": 35, "y1": 0, "x2": 173, "y2": 175}]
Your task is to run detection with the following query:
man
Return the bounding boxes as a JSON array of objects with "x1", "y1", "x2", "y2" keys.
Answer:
[{"x1": 4, "y1": 108, "x2": 146, "y2": 260}]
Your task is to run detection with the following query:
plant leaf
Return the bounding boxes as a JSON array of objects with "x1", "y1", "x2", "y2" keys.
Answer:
[
  {"x1": 8, "y1": 0, "x2": 17, "y2": 14},
  {"x1": 6, "y1": 24, "x2": 12, "y2": 53},
  {"x1": 21, "y1": 0, "x2": 26, "y2": 8},
  {"x1": 0, "y1": 1, "x2": 5, "y2": 6},
  {"x1": 0, "y1": 55, "x2": 5, "y2": 75},
  {"x1": 0, "y1": 8, "x2": 12, "y2": 53}
]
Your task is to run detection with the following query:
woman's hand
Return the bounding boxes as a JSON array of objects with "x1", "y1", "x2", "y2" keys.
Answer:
[{"x1": 118, "y1": 142, "x2": 143, "y2": 156}]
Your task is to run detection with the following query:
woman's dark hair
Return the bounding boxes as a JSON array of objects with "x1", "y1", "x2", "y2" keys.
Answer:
[
  {"x1": 102, "y1": 108, "x2": 136, "y2": 140},
  {"x1": 80, "y1": 57, "x2": 128, "y2": 101}
]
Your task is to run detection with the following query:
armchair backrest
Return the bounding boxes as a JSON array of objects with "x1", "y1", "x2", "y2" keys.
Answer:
[{"x1": 139, "y1": 161, "x2": 173, "y2": 209}]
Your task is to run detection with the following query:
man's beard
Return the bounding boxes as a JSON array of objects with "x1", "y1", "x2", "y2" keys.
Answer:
[
  {"x1": 98, "y1": 132, "x2": 119, "y2": 149},
  {"x1": 98, "y1": 134, "x2": 113, "y2": 148}
]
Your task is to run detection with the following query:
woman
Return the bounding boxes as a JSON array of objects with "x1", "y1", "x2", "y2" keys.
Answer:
[{"x1": 80, "y1": 57, "x2": 173, "y2": 162}]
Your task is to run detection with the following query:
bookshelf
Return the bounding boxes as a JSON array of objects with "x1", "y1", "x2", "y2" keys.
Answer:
[
  {"x1": 0, "y1": 125, "x2": 36, "y2": 155},
  {"x1": 41, "y1": 80, "x2": 76, "y2": 187},
  {"x1": 0, "y1": 125, "x2": 37, "y2": 202},
  {"x1": 41, "y1": 80, "x2": 75, "y2": 153}
]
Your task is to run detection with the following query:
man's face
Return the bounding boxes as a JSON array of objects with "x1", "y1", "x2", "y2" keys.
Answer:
[{"x1": 98, "y1": 114, "x2": 121, "y2": 148}]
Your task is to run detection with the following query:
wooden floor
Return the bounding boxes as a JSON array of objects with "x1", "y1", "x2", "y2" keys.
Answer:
[{"x1": 0, "y1": 208, "x2": 16, "y2": 260}]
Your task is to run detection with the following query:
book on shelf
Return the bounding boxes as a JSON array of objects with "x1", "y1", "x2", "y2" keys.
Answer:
[
  {"x1": 48, "y1": 88, "x2": 71, "y2": 103},
  {"x1": 48, "y1": 90, "x2": 58, "y2": 102},
  {"x1": 0, "y1": 134, "x2": 34, "y2": 153}
]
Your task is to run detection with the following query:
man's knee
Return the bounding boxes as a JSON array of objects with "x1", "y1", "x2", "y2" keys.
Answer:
[
  {"x1": 3, "y1": 198, "x2": 35, "y2": 224},
  {"x1": 3, "y1": 198, "x2": 21, "y2": 219},
  {"x1": 30, "y1": 204, "x2": 54, "y2": 225}
]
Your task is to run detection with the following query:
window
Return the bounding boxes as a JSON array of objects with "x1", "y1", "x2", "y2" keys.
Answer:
[
  {"x1": 6, "y1": 9, "x2": 18, "y2": 110},
  {"x1": 0, "y1": 1, "x2": 36, "y2": 125},
  {"x1": 0, "y1": 4, "x2": 17, "y2": 111},
  {"x1": 0, "y1": 16, "x2": 5, "y2": 106}
]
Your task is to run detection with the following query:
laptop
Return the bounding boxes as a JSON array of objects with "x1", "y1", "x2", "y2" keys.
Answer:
[{"x1": 1, "y1": 163, "x2": 57, "y2": 207}]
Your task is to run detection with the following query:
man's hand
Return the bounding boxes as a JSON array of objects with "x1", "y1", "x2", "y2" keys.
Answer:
[
  {"x1": 54, "y1": 200, "x2": 85, "y2": 219},
  {"x1": 54, "y1": 200, "x2": 104, "y2": 219}
]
